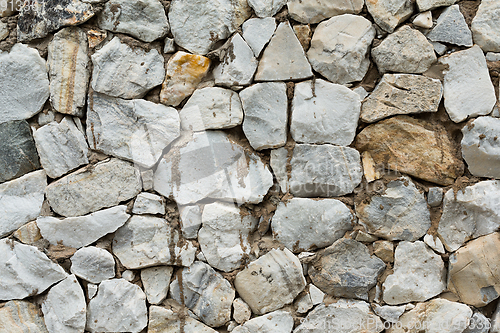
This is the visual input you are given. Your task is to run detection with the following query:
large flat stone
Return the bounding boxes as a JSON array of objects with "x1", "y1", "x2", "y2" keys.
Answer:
[{"x1": 288, "y1": 0, "x2": 364, "y2": 24}]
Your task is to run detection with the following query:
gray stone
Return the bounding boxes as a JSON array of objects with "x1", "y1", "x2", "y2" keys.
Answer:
[
  {"x1": 272, "y1": 198, "x2": 353, "y2": 252},
  {"x1": 308, "y1": 238, "x2": 385, "y2": 300},
  {"x1": 38, "y1": 110, "x2": 56, "y2": 126},
  {"x1": 427, "y1": 5, "x2": 472, "y2": 47},
  {"x1": 45, "y1": 158, "x2": 142, "y2": 217},
  {"x1": 353, "y1": 86, "x2": 369, "y2": 100},
  {"x1": 98, "y1": 0, "x2": 169, "y2": 42},
  {"x1": 170, "y1": 261, "x2": 235, "y2": 327},
  {"x1": 164, "y1": 37, "x2": 175, "y2": 53},
  {"x1": 0, "y1": 170, "x2": 46, "y2": 238},
  {"x1": 242, "y1": 17, "x2": 276, "y2": 57},
  {"x1": 472, "y1": 0, "x2": 500, "y2": 53},
  {"x1": 91, "y1": 37, "x2": 165, "y2": 99},
  {"x1": 148, "y1": 306, "x2": 218, "y2": 333},
  {"x1": 372, "y1": 304, "x2": 405, "y2": 323},
  {"x1": 366, "y1": 0, "x2": 413, "y2": 33},
  {"x1": 179, "y1": 205, "x2": 203, "y2": 239},
  {"x1": 417, "y1": 0, "x2": 458, "y2": 11},
  {"x1": 0, "y1": 120, "x2": 40, "y2": 183},
  {"x1": 372, "y1": 25, "x2": 437, "y2": 74},
  {"x1": 439, "y1": 45, "x2": 496, "y2": 123},
  {"x1": 356, "y1": 176, "x2": 431, "y2": 241},
  {"x1": 70, "y1": 247, "x2": 115, "y2": 283},
  {"x1": 0, "y1": 301, "x2": 49, "y2": 332},
  {"x1": 295, "y1": 292, "x2": 313, "y2": 314},
  {"x1": 132, "y1": 192, "x2": 165, "y2": 215},
  {"x1": 141, "y1": 266, "x2": 173, "y2": 305},
  {"x1": 464, "y1": 312, "x2": 491, "y2": 333},
  {"x1": 232, "y1": 310, "x2": 293, "y2": 333},
  {"x1": 0, "y1": 21, "x2": 9, "y2": 40},
  {"x1": 360, "y1": 74, "x2": 443, "y2": 123},
  {"x1": 428, "y1": 187, "x2": 443, "y2": 207},
  {"x1": 270, "y1": 147, "x2": 289, "y2": 193},
  {"x1": 288, "y1": 0, "x2": 364, "y2": 24},
  {"x1": 248, "y1": 0, "x2": 285, "y2": 17},
  {"x1": 432, "y1": 41, "x2": 448, "y2": 55},
  {"x1": 255, "y1": 22, "x2": 313, "y2": 81},
  {"x1": 307, "y1": 14, "x2": 376, "y2": 85},
  {"x1": 0, "y1": 44, "x2": 49, "y2": 124},
  {"x1": 240, "y1": 82, "x2": 287, "y2": 150},
  {"x1": 33, "y1": 117, "x2": 89, "y2": 179},
  {"x1": 141, "y1": 169, "x2": 154, "y2": 191},
  {"x1": 291, "y1": 79, "x2": 361, "y2": 145}
]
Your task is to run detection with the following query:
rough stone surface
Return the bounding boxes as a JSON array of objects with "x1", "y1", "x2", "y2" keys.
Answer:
[
  {"x1": 13, "y1": 221, "x2": 42, "y2": 245},
  {"x1": 291, "y1": 79, "x2": 361, "y2": 145},
  {"x1": 288, "y1": 0, "x2": 364, "y2": 24},
  {"x1": 366, "y1": 0, "x2": 413, "y2": 33},
  {"x1": 0, "y1": 21, "x2": 9, "y2": 40},
  {"x1": 170, "y1": 261, "x2": 235, "y2": 327},
  {"x1": 272, "y1": 198, "x2": 353, "y2": 252},
  {"x1": 0, "y1": 44, "x2": 50, "y2": 124},
  {"x1": 307, "y1": 14, "x2": 376, "y2": 85},
  {"x1": 87, "y1": 93, "x2": 180, "y2": 168},
  {"x1": 91, "y1": 37, "x2": 165, "y2": 99},
  {"x1": 428, "y1": 187, "x2": 443, "y2": 207},
  {"x1": 179, "y1": 205, "x2": 203, "y2": 239},
  {"x1": 148, "y1": 306, "x2": 217, "y2": 333},
  {"x1": 372, "y1": 304, "x2": 405, "y2": 323},
  {"x1": 373, "y1": 240, "x2": 394, "y2": 262},
  {"x1": 472, "y1": 0, "x2": 500, "y2": 53},
  {"x1": 0, "y1": 239, "x2": 67, "y2": 301},
  {"x1": 417, "y1": 0, "x2": 457, "y2": 11},
  {"x1": 308, "y1": 238, "x2": 385, "y2": 300},
  {"x1": 360, "y1": 74, "x2": 442, "y2": 123},
  {"x1": 70, "y1": 247, "x2": 115, "y2": 283},
  {"x1": 47, "y1": 27, "x2": 89, "y2": 116},
  {"x1": 234, "y1": 248, "x2": 306, "y2": 314},
  {"x1": 132, "y1": 192, "x2": 165, "y2": 215},
  {"x1": 0, "y1": 300, "x2": 49, "y2": 333},
  {"x1": 232, "y1": 310, "x2": 293, "y2": 333},
  {"x1": 248, "y1": 0, "x2": 285, "y2": 18},
  {"x1": 383, "y1": 241, "x2": 446, "y2": 305},
  {"x1": 98, "y1": 0, "x2": 169, "y2": 42},
  {"x1": 427, "y1": 5, "x2": 473, "y2": 47},
  {"x1": 45, "y1": 158, "x2": 141, "y2": 217},
  {"x1": 464, "y1": 312, "x2": 490, "y2": 333},
  {"x1": 270, "y1": 148, "x2": 289, "y2": 193},
  {"x1": 242, "y1": 17, "x2": 276, "y2": 57},
  {"x1": 355, "y1": 116, "x2": 464, "y2": 185},
  {"x1": 439, "y1": 45, "x2": 497, "y2": 123},
  {"x1": 233, "y1": 298, "x2": 251, "y2": 324},
  {"x1": 141, "y1": 266, "x2": 173, "y2": 305},
  {"x1": 86, "y1": 279, "x2": 148, "y2": 333},
  {"x1": 240, "y1": 82, "x2": 287, "y2": 150}
]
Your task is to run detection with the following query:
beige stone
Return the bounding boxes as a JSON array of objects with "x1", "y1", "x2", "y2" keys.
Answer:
[
  {"x1": 361, "y1": 151, "x2": 382, "y2": 183},
  {"x1": 373, "y1": 240, "x2": 394, "y2": 262},
  {"x1": 13, "y1": 221, "x2": 42, "y2": 245},
  {"x1": 0, "y1": 300, "x2": 48, "y2": 332}
]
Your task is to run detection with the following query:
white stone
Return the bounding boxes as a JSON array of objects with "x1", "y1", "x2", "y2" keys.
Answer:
[
  {"x1": 372, "y1": 304, "x2": 405, "y2": 323},
  {"x1": 98, "y1": 0, "x2": 169, "y2": 42},
  {"x1": 41, "y1": 275, "x2": 86, "y2": 333},
  {"x1": 232, "y1": 310, "x2": 293, "y2": 333},
  {"x1": 242, "y1": 17, "x2": 276, "y2": 57},
  {"x1": 438, "y1": 180, "x2": 500, "y2": 252},
  {"x1": 168, "y1": 0, "x2": 250, "y2": 55},
  {"x1": 164, "y1": 37, "x2": 175, "y2": 53},
  {"x1": 179, "y1": 205, "x2": 203, "y2": 239},
  {"x1": 180, "y1": 87, "x2": 243, "y2": 131},
  {"x1": 153, "y1": 131, "x2": 273, "y2": 205},
  {"x1": 272, "y1": 198, "x2": 353, "y2": 252},
  {"x1": 383, "y1": 241, "x2": 446, "y2": 305},
  {"x1": 0, "y1": 44, "x2": 49, "y2": 124},
  {"x1": 122, "y1": 270, "x2": 135, "y2": 282},
  {"x1": 214, "y1": 34, "x2": 258, "y2": 87},
  {"x1": 87, "y1": 284, "x2": 97, "y2": 299},
  {"x1": 0, "y1": 170, "x2": 46, "y2": 238},
  {"x1": 141, "y1": 266, "x2": 173, "y2": 305},
  {"x1": 45, "y1": 158, "x2": 142, "y2": 217},
  {"x1": 472, "y1": 0, "x2": 500, "y2": 53},
  {"x1": 427, "y1": 5, "x2": 473, "y2": 47},
  {"x1": 33, "y1": 117, "x2": 89, "y2": 179},
  {"x1": 132, "y1": 192, "x2": 165, "y2": 215},
  {"x1": 417, "y1": 0, "x2": 458, "y2": 11},
  {"x1": 0, "y1": 239, "x2": 67, "y2": 301},
  {"x1": 141, "y1": 169, "x2": 154, "y2": 190},
  {"x1": 353, "y1": 86, "x2": 369, "y2": 100},
  {"x1": 487, "y1": 52, "x2": 500, "y2": 62},
  {"x1": 307, "y1": 14, "x2": 376, "y2": 85},
  {"x1": 0, "y1": 301, "x2": 49, "y2": 332},
  {"x1": 366, "y1": 0, "x2": 413, "y2": 33},
  {"x1": 270, "y1": 147, "x2": 289, "y2": 193},
  {"x1": 240, "y1": 82, "x2": 287, "y2": 150},
  {"x1": 234, "y1": 248, "x2": 306, "y2": 314},
  {"x1": 288, "y1": 0, "x2": 364, "y2": 24},
  {"x1": 91, "y1": 37, "x2": 165, "y2": 99},
  {"x1": 86, "y1": 279, "x2": 148, "y2": 333},
  {"x1": 233, "y1": 298, "x2": 251, "y2": 324},
  {"x1": 113, "y1": 215, "x2": 196, "y2": 269},
  {"x1": 255, "y1": 22, "x2": 313, "y2": 81},
  {"x1": 309, "y1": 284, "x2": 325, "y2": 305},
  {"x1": 148, "y1": 306, "x2": 218, "y2": 333},
  {"x1": 439, "y1": 45, "x2": 496, "y2": 123},
  {"x1": 432, "y1": 41, "x2": 448, "y2": 55},
  {"x1": 461, "y1": 116, "x2": 500, "y2": 179},
  {"x1": 70, "y1": 247, "x2": 115, "y2": 283},
  {"x1": 248, "y1": 0, "x2": 285, "y2": 17},
  {"x1": 199, "y1": 202, "x2": 257, "y2": 272},
  {"x1": 170, "y1": 261, "x2": 235, "y2": 327},
  {"x1": 295, "y1": 293, "x2": 313, "y2": 314},
  {"x1": 413, "y1": 11, "x2": 432, "y2": 28},
  {"x1": 424, "y1": 234, "x2": 445, "y2": 254},
  {"x1": 37, "y1": 206, "x2": 130, "y2": 248},
  {"x1": 291, "y1": 79, "x2": 361, "y2": 145}
]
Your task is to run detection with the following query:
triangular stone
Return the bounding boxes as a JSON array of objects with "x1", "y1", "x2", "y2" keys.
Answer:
[
  {"x1": 427, "y1": 5, "x2": 472, "y2": 47},
  {"x1": 255, "y1": 21, "x2": 313, "y2": 81}
]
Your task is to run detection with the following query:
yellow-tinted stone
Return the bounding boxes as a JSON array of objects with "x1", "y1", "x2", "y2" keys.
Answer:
[{"x1": 13, "y1": 221, "x2": 42, "y2": 244}]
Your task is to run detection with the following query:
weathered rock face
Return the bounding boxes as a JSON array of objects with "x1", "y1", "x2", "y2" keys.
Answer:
[
  {"x1": 47, "y1": 27, "x2": 89, "y2": 117},
  {"x1": 461, "y1": 117, "x2": 500, "y2": 179},
  {"x1": 366, "y1": 0, "x2": 413, "y2": 33},
  {"x1": 383, "y1": 241, "x2": 446, "y2": 305},
  {"x1": 13, "y1": 221, "x2": 43, "y2": 245},
  {"x1": 242, "y1": 17, "x2": 276, "y2": 57},
  {"x1": 417, "y1": 0, "x2": 458, "y2": 11},
  {"x1": 0, "y1": 170, "x2": 46, "y2": 238},
  {"x1": 132, "y1": 192, "x2": 165, "y2": 215},
  {"x1": 247, "y1": 0, "x2": 286, "y2": 18},
  {"x1": 360, "y1": 74, "x2": 442, "y2": 123},
  {"x1": 271, "y1": 198, "x2": 353, "y2": 252},
  {"x1": 0, "y1": 300, "x2": 49, "y2": 333},
  {"x1": 439, "y1": 45, "x2": 496, "y2": 123},
  {"x1": 233, "y1": 298, "x2": 252, "y2": 324},
  {"x1": 355, "y1": 116, "x2": 464, "y2": 185},
  {"x1": 307, "y1": 14, "x2": 375, "y2": 85},
  {"x1": 232, "y1": 310, "x2": 294, "y2": 333},
  {"x1": 86, "y1": 279, "x2": 148, "y2": 333},
  {"x1": 153, "y1": 131, "x2": 273, "y2": 205},
  {"x1": 141, "y1": 266, "x2": 173, "y2": 305},
  {"x1": 472, "y1": 0, "x2": 500, "y2": 53},
  {"x1": 70, "y1": 247, "x2": 115, "y2": 283},
  {"x1": 0, "y1": 239, "x2": 67, "y2": 301},
  {"x1": 91, "y1": 37, "x2": 165, "y2": 99},
  {"x1": 168, "y1": 0, "x2": 251, "y2": 55},
  {"x1": 0, "y1": 44, "x2": 50, "y2": 124},
  {"x1": 98, "y1": 0, "x2": 169, "y2": 42},
  {"x1": 448, "y1": 233, "x2": 500, "y2": 307},
  {"x1": 427, "y1": 5, "x2": 472, "y2": 47},
  {"x1": 308, "y1": 238, "x2": 385, "y2": 300},
  {"x1": 148, "y1": 306, "x2": 217, "y2": 333},
  {"x1": 287, "y1": 0, "x2": 364, "y2": 24},
  {"x1": 37, "y1": 206, "x2": 130, "y2": 248},
  {"x1": 372, "y1": 26, "x2": 436, "y2": 74},
  {"x1": 170, "y1": 261, "x2": 235, "y2": 327},
  {"x1": 234, "y1": 248, "x2": 306, "y2": 314},
  {"x1": 356, "y1": 176, "x2": 431, "y2": 241},
  {"x1": 45, "y1": 158, "x2": 142, "y2": 217},
  {"x1": 113, "y1": 215, "x2": 196, "y2": 269},
  {"x1": 291, "y1": 79, "x2": 361, "y2": 145},
  {"x1": 17, "y1": 0, "x2": 94, "y2": 42}
]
